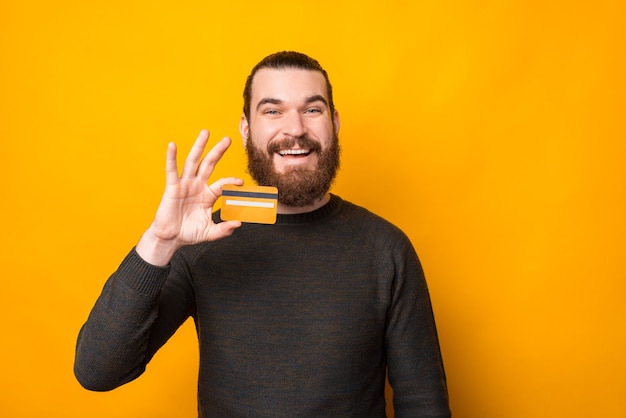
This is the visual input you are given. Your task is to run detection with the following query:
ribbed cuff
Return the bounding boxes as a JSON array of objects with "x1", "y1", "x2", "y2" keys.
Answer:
[{"x1": 117, "y1": 247, "x2": 171, "y2": 297}]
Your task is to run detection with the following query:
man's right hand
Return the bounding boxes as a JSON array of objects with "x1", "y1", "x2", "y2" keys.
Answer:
[{"x1": 136, "y1": 129, "x2": 244, "y2": 266}]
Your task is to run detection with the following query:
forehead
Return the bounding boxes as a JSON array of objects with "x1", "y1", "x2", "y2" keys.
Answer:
[{"x1": 250, "y1": 68, "x2": 328, "y2": 104}]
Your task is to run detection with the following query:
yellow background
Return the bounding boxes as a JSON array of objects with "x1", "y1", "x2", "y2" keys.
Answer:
[{"x1": 2, "y1": 1, "x2": 625, "y2": 417}]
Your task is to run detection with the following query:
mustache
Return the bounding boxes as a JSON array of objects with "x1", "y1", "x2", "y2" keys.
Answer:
[{"x1": 267, "y1": 136, "x2": 322, "y2": 154}]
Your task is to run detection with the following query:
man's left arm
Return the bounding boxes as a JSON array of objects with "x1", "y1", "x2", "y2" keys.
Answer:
[{"x1": 384, "y1": 237, "x2": 451, "y2": 417}]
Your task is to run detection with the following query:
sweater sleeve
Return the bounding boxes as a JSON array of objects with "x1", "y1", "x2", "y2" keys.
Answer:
[
  {"x1": 74, "y1": 248, "x2": 195, "y2": 391},
  {"x1": 384, "y1": 236, "x2": 451, "y2": 417}
]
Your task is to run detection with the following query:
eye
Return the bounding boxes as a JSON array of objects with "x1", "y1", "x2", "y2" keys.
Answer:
[
  {"x1": 263, "y1": 108, "x2": 280, "y2": 115},
  {"x1": 305, "y1": 107, "x2": 322, "y2": 114}
]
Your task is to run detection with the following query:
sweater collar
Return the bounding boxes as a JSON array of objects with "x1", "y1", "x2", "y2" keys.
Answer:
[{"x1": 275, "y1": 194, "x2": 342, "y2": 225}]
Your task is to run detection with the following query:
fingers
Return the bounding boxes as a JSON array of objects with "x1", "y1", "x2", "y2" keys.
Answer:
[
  {"x1": 167, "y1": 129, "x2": 239, "y2": 189},
  {"x1": 208, "y1": 220, "x2": 243, "y2": 241},
  {"x1": 207, "y1": 177, "x2": 245, "y2": 198},
  {"x1": 181, "y1": 129, "x2": 210, "y2": 179},
  {"x1": 196, "y1": 136, "x2": 233, "y2": 183},
  {"x1": 165, "y1": 142, "x2": 179, "y2": 185}
]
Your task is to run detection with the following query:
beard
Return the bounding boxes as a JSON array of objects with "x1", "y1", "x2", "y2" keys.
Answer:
[{"x1": 246, "y1": 132, "x2": 341, "y2": 208}]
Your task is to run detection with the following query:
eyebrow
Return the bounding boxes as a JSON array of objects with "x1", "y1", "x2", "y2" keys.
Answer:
[
  {"x1": 255, "y1": 95, "x2": 329, "y2": 111},
  {"x1": 304, "y1": 94, "x2": 328, "y2": 106}
]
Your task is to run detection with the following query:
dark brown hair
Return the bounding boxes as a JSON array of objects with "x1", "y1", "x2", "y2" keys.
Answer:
[{"x1": 242, "y1": 51, "x2": 335, "y2": 119}]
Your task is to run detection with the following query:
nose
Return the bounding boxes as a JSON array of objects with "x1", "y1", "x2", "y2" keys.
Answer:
[{"x1": 282, "y1": 110, "x2": 306, "y2": 138}]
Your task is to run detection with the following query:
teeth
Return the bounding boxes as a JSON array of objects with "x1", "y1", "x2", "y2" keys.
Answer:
[{"x1": 279, "y1": 149, "x2": 310, "y2": 156}]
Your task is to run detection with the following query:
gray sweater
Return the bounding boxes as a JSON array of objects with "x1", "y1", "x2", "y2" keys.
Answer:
[{"x1": 75, "y1": 195, "x2": 450, "y2": 417}]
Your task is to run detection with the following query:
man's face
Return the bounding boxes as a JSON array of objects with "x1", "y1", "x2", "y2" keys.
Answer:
[{"x1": 240, "y1": 68, "x2": 341, "y2": 207}]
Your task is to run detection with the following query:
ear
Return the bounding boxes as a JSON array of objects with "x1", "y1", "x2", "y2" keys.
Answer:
[
  {"x1": 239, "y1": 114, "x2": 249, "y2": 147},
  {"x1": 333, "y1": 109, "x2": 341, "y2": 134}
]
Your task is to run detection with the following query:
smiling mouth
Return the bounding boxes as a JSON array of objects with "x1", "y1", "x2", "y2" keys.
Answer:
[{"x1": 278, "y1": 149, "x2": 312, "y2": 157}]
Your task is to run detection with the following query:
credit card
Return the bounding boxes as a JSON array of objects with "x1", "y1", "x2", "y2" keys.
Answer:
[{"x1": 220, "y1": 185, "x2": 278, "y2": 224}]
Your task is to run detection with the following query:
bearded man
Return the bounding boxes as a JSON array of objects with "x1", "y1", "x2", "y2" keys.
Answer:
[{"x1": 74, "y1": 51, "x2": 451, "y2": 417}]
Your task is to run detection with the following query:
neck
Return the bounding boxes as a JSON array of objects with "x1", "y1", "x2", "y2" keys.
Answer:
[{"x1": 276, "y1": 193, "x2": 331, "y2": 215}]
